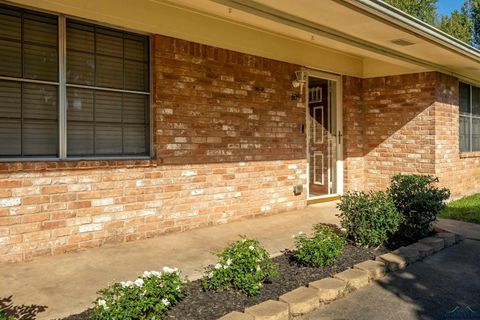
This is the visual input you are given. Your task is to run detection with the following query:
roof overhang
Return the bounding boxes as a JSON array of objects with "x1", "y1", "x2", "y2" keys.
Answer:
[{"x1": 5, "y1": 0, "x2": 480, "y2": 83}]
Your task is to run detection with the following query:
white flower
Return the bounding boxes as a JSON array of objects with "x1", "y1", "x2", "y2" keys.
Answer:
[
  {"x1": 208, "y1": 271, "x2": 214, "y2": 278},
  {"x1": 143, "y1": 271, "x2": 152, "y2": 278},
  {"x1": 241, "y1": 239, "x2": 246, "y2": 243},
  {"x1": 176, "y1": 285, "x2": 181, "y2": 292},
  {"x1": 291, "y1": 234, "x2": 296, "y2": 238},
  {"x1": 258, "y1": 282, "x2": 263, "y2": 288},
  {"x1": 151, "y1": 271, "x2": 162, "y2": 277},
  {"x1": 163, "y1": 266, "x2": 178, "y2": 274},
  {"x1": 97, "y1": 299, "x2": 107, "y2": 308},
  {"x1": 298, "y1": 231, "x2": 304, "y2": 235},
  {"x1": 120, "y1": 280, "x2": 134, "y2": 288},
  {"x1": 249, "y1": 245, "x2": 255, "y2": 250},
  {"x1": 223, "y1": 264, "x2": 228, "y2": 269},
  {"x1": 162, "y1": 298, "x2": 171, "y2": 306},
  {"x1": 256, "y1": 265, "x2": 261, "y2": 272},
  {"x1": 214, "y1": 263, "x2": 222, "y2": 270},
  {"x1": 134, "y1": 278, "x2": 144, "y2": 287},
  {"x1": 226, "y1": 258, "x2": 232, "y2": 266}
]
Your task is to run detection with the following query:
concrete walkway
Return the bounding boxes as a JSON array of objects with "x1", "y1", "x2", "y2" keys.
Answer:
[
  {"x1": 437, "y1": 218, "x2": 480, "y2": 240},
  {"x1": 0, "y1": 203, "x2": 339, "y2": 320},
  {"x1": 304, "y1": 220, "x2": 480, "y2": 320}
]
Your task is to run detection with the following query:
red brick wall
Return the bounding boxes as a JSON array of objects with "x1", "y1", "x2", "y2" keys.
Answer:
[
  {"x1": 0, "y1": 35, "x2": 307, "y2": 263},
  {"x1": 433, "y1": 73, "x2": 480, "y2": 198}
]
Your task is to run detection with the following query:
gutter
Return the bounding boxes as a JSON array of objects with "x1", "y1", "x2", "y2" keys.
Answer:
[{"x1": 345, "y1": 0, "x2": 480, "y2": 62}]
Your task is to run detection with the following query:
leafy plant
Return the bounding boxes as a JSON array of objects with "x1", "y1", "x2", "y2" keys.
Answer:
[
  {"x1": 202, "y1": 237, "x2": 278, "y2": 296},
  {"x1": 293, "y1": 225, "x2": 346, "y2": 267},
  {"x1": 0, "y1": 311, "x2": 14, "y2": 320},
  {"x1": 388, "y1": 174, "x2": 450, "y2": 242},
  {"x1": 89, "y1": 267, "x2": 186, "y2": 320},
  {"x1": 337, "y1": 191, "x2": 402, "y2": 248}
]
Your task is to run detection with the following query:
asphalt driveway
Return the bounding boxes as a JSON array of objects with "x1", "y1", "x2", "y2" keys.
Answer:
[{"x1": 304, "y1": 225, "x2": 480, "y2": 320}]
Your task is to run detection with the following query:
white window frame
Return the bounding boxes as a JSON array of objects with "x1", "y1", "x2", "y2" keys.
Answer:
[
  {"x1": 0, "y1": 3, "x2": 152, "y2": 162},
  {"x1": 459, "y1": 82, "x2": 480, "y2": 153}
]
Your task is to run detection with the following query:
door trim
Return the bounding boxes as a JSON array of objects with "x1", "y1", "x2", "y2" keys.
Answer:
[{"x1": 304, "y1": 68, "x2": 343, "y2": 200}]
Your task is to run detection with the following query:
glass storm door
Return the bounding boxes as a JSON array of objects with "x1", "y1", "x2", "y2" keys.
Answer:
[{"x1": 307, "y1": 76, "x2": 337, "y2": 198}]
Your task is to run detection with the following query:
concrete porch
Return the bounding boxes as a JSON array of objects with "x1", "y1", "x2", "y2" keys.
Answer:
[{"x1": 0, "y1": 203, "x2": 339, "y2": 320}]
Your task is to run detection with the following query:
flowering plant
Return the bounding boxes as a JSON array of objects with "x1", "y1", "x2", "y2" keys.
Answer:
[
  {"x1": 293, "y1": 225, "x2": 346, "y2": 267},
  {"x1": 89, "y1": 267, "x2": 186, "y2": 320},
  {"x1": 202, "y1": 236, "x2": 278, "y2": 296}
]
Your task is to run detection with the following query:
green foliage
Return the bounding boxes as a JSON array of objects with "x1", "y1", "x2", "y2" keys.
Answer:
[
  {"x1": 439, "y1": 193, "x2": 480, "y2": 224},
  {"x1": 293, "y1": 225, "x2": 346, "y2": 267},
  {"x1": 388, "y1": 174, "x2": 450, "y2": 242},
  {"x1": 337, "y1": 191, "x2": 402, "y2": 248},
  {"x1": 89, "y1": 268, "x2": 186, "y2": 320},
  {"x1": 385, "y1": 0, "x2": 480, "y2": 47},
  {"x1": 0, "y1": 311, "x2": 14, "y2": 320},
  {"x1": 384, "y1": 0, "x2": 438, "y2": 25},
  {"x1": 438, "y1": 2, "x2": 473, "y2": 43},
  {"x1": 202, "y1": 237, "x2": 278, "y2": 296}
]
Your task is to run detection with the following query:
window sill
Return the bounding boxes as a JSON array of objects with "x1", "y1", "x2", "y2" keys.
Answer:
[
  {"x1": 0, "y1": 157, "x2": 159, "y2": 173},
  {"x1": 459, "y1": 152, "x2": 480, "y2": 159}
]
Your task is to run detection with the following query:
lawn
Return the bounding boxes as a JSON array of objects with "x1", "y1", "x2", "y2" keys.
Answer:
[{"x1": 439, "y1": 193, "x2": 480, "y2": 224}]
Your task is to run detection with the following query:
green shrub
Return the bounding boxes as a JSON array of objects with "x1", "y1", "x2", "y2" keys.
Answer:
[
  {"x1": 337, "y1": 191, "x2": 402, "y2": 247},
  {"x1": 0, "y1": 311, "x2": 14, "y2": 320},
  {"x1": 388, "y1": 174, "x2": 450, "y2": 242},
  {"x1": 293, "y1": 225, "x2": 346, "y2": 267},
  {"x1": 202, "y1": 237, "x2": 278, "y2": 296},
  {"x1": 89, "y1": 267, "x2": 186, "y2": 320}
]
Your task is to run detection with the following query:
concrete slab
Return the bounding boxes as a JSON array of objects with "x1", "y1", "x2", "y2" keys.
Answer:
[
  {"x1": 405, "y1": 242, "x2": 434, "y2": 259},
  {"x1": 418, "y1": 237, "x2": 445, "y2": 252},
  {"x1": 437, "y1": 218, "x2": 480, "y2": 240},
  {"x1": 0, "y1": 203, "x2": 339, "y2": 320},
  {"x1": 303, "y1": 239, "x2": 480, "y2": 320}
]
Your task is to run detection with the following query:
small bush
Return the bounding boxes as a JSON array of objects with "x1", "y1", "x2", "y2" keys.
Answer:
[
  {"x1": 202, "y1": 237, "x2": 278, "y2": 296},
  {"x1": 389, "y1": 174, "x2": 450, "y2": 242},
  {"x1": 89, "y1": 267, "x2": 186, "y2": 320},
  {"x1": 337, "y1": 191, "x2": 402, "y2": 248},
  {"x1": 0, "y1": 311, "x2": 14, "y2": 320},
  {"x1": 293, "y1": 225, "x2": 346, "y2": 267}
]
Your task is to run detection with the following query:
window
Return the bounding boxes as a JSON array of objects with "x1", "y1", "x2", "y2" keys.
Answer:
[
  {"x1": 0, "y1": 3, "x2": 150, "y2": 159},
  {"x1": 459, "y1": 82, "x2": 480, "y2": 153}
]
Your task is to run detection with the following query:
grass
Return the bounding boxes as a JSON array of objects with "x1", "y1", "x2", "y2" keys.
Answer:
[{"x1": 439, "y1": 193, "x2": 480, "y2": 224}]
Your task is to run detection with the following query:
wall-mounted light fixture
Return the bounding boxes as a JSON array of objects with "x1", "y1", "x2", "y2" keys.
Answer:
[{"x1": 292, "y1": 70, "x2": 306, "y2": 102}]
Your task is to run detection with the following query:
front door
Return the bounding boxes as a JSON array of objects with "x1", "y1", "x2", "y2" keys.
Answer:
[{"x1": 307, "y1": 76, "x2": 338, "y2": 198}]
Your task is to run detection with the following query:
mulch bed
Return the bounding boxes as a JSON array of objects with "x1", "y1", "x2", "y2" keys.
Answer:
[{"x1": 63, "y1": 244, "x2": 387, "y2": 320}]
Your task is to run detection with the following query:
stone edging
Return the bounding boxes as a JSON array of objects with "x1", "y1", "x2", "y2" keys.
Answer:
[{"x1": 218, "y1": 232, "x2": 462, "y2": 320}]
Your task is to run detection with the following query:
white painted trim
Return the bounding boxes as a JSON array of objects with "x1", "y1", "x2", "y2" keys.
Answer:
[
  {"x1": 313, "y1": 151, "x2": 324, "y2": 185},
  {"x1": 312, "y1": 105, "x2": 324, "y2": 144},
  {"x1": 305, "y1": 68, "x2": 343, "y2": 199}
]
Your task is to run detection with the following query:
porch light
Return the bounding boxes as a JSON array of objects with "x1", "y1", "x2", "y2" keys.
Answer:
[{"x1": 292, "y1": 70, "x2": 307, "y2": 102}]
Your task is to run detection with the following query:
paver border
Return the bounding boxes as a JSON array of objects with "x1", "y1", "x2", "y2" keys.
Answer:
[{"x1": 218, "y1": 232, "x2": 462, "y2": 320}]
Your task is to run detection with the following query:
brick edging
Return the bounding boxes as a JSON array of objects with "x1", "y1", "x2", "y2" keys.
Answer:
[{"x1": 219, "y1": 232, "x2": 462, "y2": 320}]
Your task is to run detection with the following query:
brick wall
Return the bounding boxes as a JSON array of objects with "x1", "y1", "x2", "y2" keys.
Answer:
[
  {"x1": 433, "y1": 73, "x2": 480, "y2": 198},
  {"x1": 0, "y1": 35, "x2": 307, "y2": 263}
]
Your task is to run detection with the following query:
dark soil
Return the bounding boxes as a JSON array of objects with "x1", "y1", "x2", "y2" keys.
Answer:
[{"x1": 63, "y1": 244, "x2": 387, "y2": 320}]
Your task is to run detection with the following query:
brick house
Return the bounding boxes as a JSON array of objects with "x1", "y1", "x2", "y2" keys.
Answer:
[{"x1": 0, "y1": 0, "x2": 479, "y2": 263}]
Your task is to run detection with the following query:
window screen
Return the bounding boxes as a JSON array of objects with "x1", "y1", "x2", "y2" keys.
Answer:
[
  {"x1": 0, "y1": 2, "x2": 150, "y2": 159},
  {"x1": 459, "y1": 82, "x2": 480, "y2": 153},
  {"x1": 66, "y1": 19, "x2": 149, "y2": 157},
  {"x1": 0, "y1": 4, "x2": 58, "y2": 157}
]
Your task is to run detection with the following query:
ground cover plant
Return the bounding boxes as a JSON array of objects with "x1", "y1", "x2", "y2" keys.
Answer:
[
  {"x1": 202, "y1": 237, "x2": 278, "y2": 296},
  {"x1": 389, "y1": 174, "x2": 450, "y2": 242},
  {"x1": 293, "y1": 225, "x2": 346, "y2": 267},
  {"x1": 0, "y1": 311, "x2": 13, "y2": 320},
  {"x1": 337, "y1": 191, "x2": 402, "y2": 248},
  {"x1": 89, "y1": 267, "x2": 186, "y2": 320},
  {"x1": 439, "y1": 192, "x2": 480, "y2": 224}
]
